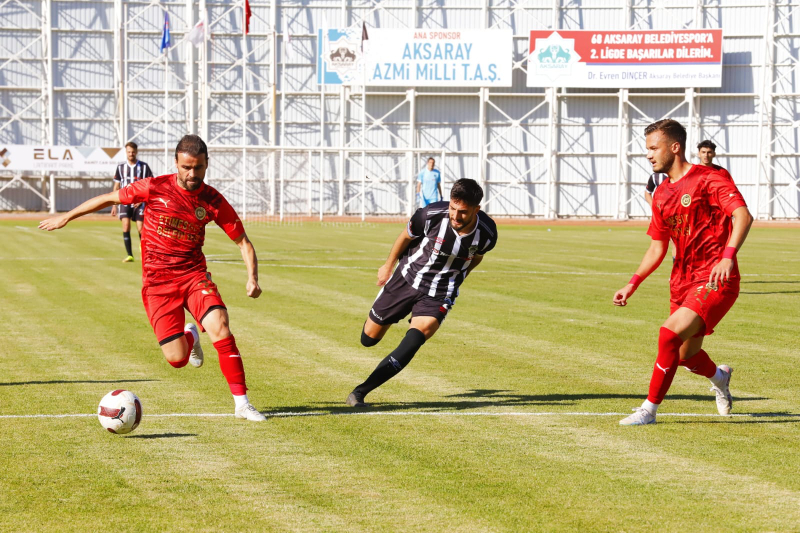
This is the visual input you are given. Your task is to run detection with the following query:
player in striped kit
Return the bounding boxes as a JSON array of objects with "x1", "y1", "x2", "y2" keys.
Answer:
[
  {"x1": 346, "y1": 178, "x2": 498, "y2": 407},
  {"x1": 111, "y1": 142, "x2": 153, "y2": 262}
]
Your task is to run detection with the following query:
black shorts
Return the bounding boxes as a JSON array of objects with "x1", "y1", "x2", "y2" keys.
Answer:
[
  {"x1": 369, "y1": 272, "x2": 454, "y2": 325},
  {"x1": 119, "y1": 203, "x2": 145, "y2": 221}
]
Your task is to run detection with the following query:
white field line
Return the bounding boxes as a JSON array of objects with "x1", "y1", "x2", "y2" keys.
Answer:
[
  {"x1": 1, "y1": 411, "x2": 797, "y2": 420},
  {"x1": 0, "y1": 257, "x2": 798, "y2": 278}
]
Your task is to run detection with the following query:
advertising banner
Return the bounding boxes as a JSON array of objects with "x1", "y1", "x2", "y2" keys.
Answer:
[
  {"x1": 318, "y1": 28, "x2": 513, "y2": 87},
  {"x1": 0, "y1": 145, "x2": 126, "y2": 173},
  {"x1": 527, "y1": 30, "x2": 723, "y2": 88}
]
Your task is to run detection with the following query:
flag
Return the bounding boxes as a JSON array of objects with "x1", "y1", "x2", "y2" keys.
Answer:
[
  {"x1": 285, "y1": 29, "x2": 291, "y2": 45},
  {"x1": 187, "y1": 19, "x2": 206, "y2": 47},
  {"x1": 160, "y1": 12, "x2": 171, "y2": 52},
  {"x1": 361, "y1": 21, "x2": 368, "y2": 52},
  {"x1": 244, "y1": 0, "x2": 252, "y2": 34}
]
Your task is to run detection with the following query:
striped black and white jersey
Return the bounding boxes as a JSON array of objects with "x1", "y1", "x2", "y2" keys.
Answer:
[
  {"x1": 114, "y1": 160, "x2": 153, "y2": 190},
  {"x1": 397, "y1": 201, "x2": 498, "y2": 300},
  {"x1": 645, "y1": 172, "x2": 668, "y2": 194}
]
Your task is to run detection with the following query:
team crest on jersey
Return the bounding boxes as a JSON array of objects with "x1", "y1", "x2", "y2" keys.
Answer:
[
  {"x1": 468, "y1": 245, "x2": 479, "y2": 258},
  {"x1": 680, "y1": 194, "x2": 692, "y2": 207},
  {"x1": 194, "y1": 206, "x2": 207, "y2": 220}
]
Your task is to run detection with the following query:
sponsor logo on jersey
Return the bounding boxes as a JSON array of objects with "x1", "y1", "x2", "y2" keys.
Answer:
[
  {"x1": 195, "y1": 206, "x2": 207, "y2": 220},
  {"x1": 155, "y1": 198, "x2": 170, "y2": 208},
  {"x1": 681, "y1": 194, "x2": 692, "y2": 207}
]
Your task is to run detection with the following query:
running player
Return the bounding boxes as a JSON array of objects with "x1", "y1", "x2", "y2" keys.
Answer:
[
  {"x1": 613, "y1": 119, "x2": 753, "y2": 426},
  {"x1": 346, "y1": 178, "x2": 497, "y2": 407},
  {"x1": 39, "y1": 135, "x2": 266, "y2": 422},
  {"x1": 111, "y1": 142, "x2": 153, "y2": 262}
]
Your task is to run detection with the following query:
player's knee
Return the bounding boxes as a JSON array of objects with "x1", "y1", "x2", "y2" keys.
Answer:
[
  {"x1": 162, "y1": 338, "x2": 189, "y2": 366},
  {"x1": 361, "y1": 329, "x2": 380, "y2": 347}
]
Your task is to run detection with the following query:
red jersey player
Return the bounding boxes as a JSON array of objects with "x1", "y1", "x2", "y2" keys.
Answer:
[
  {"x1": 613, "y1": 119, "x2": 753, "y2": 426},
  {"x1": 39, "y1": 135, "x2": 266, "y2": 422}
]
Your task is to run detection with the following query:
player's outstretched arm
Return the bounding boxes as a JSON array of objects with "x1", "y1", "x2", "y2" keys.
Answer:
[
  {"x1": 38, "y1": 191, "x2": 122, "y2": 231},
  {"x1": 234, "y1": 232, "x2": 261, "y2": 299},
  {"x1": 709, "y1": 205, "x2": 753, "y2": 285},
  {"x1": 613, "y1": 238, "x2": 668, "y2": 306},
  {"x1": 377, "y1": 228, "x2": 414, "y2": 286}
]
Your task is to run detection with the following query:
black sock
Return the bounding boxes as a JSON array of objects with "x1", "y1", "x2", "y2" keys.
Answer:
[
  {"x1": 354, "y1": 328, "x2": 426, "y2": 397},
  {"x1": 123, "y1": 231, "x2": 133, "y2": 256},
  {"x1": 361, "y1": 325, "x2": 380, "y2": 347}
]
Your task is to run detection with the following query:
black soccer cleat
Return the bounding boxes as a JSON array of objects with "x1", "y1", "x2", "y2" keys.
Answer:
[{"x1": 346, "y1": 391, "x2": 368, "y2": 408}]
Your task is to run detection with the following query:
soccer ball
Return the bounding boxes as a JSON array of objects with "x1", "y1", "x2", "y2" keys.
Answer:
[{"x1": 97, "y1": 390, "x2": 142, "y2": 434}]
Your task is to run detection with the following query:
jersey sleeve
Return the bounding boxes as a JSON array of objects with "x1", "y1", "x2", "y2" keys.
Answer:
[
  {"x1": 118, "y1": 176, "x2": 150, "y2": 204},
  {"x1": 416, "y1": 170, "x2": 423, "y2": 182},
  {"x1": 645, "y1": 174, "x2": 656, "y2": 193},
  {"x1": 646, "y1": 200, "x2": 670, "y2": 241},
  {"x1": 407, "y1": 207, "x2": 426, "y2": 238},
  {"x1": 435, "y1": 170, "x2": 441, "y2": 185},
  {"x1": 113, "y1": 165, "x2": 122, "y2": 182},
  {"x1": 212, "y1": 196, "x2": 245, "y2": 242},
  {"x1": 143, "y1": 163, "x2": 154, "y2": 178},
  {"x1": 705, "y1": 171, "x2": 746, "y2": 216}
]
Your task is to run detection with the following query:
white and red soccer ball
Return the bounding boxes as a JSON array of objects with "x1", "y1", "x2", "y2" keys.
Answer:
[{"x1": 97, "y1": 390, "x2": 142, "y2": 434}]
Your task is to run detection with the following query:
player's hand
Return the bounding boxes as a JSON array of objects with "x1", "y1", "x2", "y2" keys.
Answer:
[
  {"x1": 377, "y1": 263, "x2": 393, "y2": 286},
  {"x1": 709, "y1": 258, "x2": 733, "y2": 286},
  {"x1": 613, "y1": 284, "x2": 635, "y2": 306},
  {"x1": 110, "y1": 205, "x2": 117, "y2": 216},
  {"x1": 38, "y1": 214, "x2": 70, "y2": 231},
  {"x1": 246, "y1": 278, "x2": 261, "y2": 299}
]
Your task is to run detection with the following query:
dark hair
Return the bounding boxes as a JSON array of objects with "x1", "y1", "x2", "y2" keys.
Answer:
[
  {"x1": 644, "y1": 119, "x2": 686, "y2": 150},
  {"x1": 450, "y1": 178, "x2": 483, "y2": 206},
  {"x1": 124, "y1": 141, "x2": 138, "y2": 150},
  {"x1": 174, "y1": 134, "x2": 208, "y2": 161},
  {"x1": 427, "y1": 157, "x2": 435, "y2": 163},
  {"x1": 697, "y1": 140, "x2": 717, "y2": 151}
]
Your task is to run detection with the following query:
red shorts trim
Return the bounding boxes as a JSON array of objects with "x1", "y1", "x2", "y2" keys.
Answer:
[
  {"x1": 669, "y1": 279, "x2": 739, "y2": 336},
  {"x1": 142, "y1": 271, "x2": 226, "y2": 344}
]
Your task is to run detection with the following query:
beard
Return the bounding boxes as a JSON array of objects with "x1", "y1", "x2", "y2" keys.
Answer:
[
  {"x1": 652, "y1": 152, "x2": 675, "y2": 174},
  {"x1": 450, "y1": 214, "x2": 473, "y2": 232},
  {"x1": 178, "y1": 175, "x2": 202, "y2": 191}
]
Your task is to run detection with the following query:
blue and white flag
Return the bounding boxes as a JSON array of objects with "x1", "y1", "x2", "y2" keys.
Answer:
[{"x1": 160, "y1": 12, "x2": 171, "y2": 52}]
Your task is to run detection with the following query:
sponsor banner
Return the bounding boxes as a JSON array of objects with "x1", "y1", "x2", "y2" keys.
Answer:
[
  {"x1": 318, "y1": 28, "x2": 513, "y2": 87},
  {"x1": 0, "y1": 145, "x2": 126, "y2": 173},
  {"x1": 527, "y1": 30, "x2": 723, "y2": 88}
]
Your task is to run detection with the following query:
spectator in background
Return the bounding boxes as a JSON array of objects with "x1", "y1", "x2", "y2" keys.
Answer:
[{"x1": 416, "y1": 157, "x2": 442, "y2": 207}]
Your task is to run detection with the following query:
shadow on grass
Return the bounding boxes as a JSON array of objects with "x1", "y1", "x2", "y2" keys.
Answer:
[
  {"x1": 126, "y1": 433, "x2": 197, "y2": 439},
  {"x1": 741, "y1": 291, "x2": 800, "y2": 295},
  {"x1": 268, "y1": 389, "x2": 769, "y2": 416},
  {"x1": 670, "y1": 413, "x2": 800, "y2": 425},
  {"x1": 0, "y1": 379, "x2": 157, "y2": 387}
]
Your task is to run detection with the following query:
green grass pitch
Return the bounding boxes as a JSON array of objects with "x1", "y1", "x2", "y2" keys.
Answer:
[{"x1": 1, "y1": 219, "x2": 799, "y2": 531}]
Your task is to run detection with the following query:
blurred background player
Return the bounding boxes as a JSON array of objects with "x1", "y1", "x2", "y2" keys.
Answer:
[
  {"x1": 644, "y1": 171, "x2": 668, "y2": 208},
  {"x1": 111, "y1": 141, "x2": 153, "y2": 263},
  {"x1": 613, "y1": 119, "x2": 753, "y2": 426},
  {"x1": 40, "y1": 135, "x2": 266, "y2": 422},
  {"x1": 347, "y1": 178, "x2": 497, "y2": 407},
  {"x1": 416, "y1": 157, "x2": 443, "y2": 207},
  {"x1": 697, "y1": 139, "x2": 717, "y2": 168}
]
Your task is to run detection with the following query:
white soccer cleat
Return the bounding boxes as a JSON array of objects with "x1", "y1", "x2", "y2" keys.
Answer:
[
  {"x1": 184, "y1": 323, "x2": 203, "y2": 368},
  {"x1": 235, "y1": 402, "x2": 267, "y2": 422},
  {"x1": 619, "y1": 407, "x2": 656, "y2": 426},
  {"x1": 710, "y1": 365, "x2": 733, "y2": 415}
]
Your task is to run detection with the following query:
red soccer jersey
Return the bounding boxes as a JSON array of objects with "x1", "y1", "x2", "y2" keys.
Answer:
[
  {"x1": 647, "y1": 164, "x2": 747, "y2": 288},
  {"x1": 119, "y1": 174, "x2": 245, "y2": 285}
]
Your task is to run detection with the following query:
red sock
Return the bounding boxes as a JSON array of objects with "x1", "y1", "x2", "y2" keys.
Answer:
[
  {"x1": 167, "y1": 331, "x2": 194, "y2": 368},
  {"x1": 679, "y1": 349, "x2": 717, "y2": 378},
  {"x1": 647, "y1": 327, "x2": 683, "y2": 404},
  {"x1": 214, "y1": 335, "x2": 247, "y2": 395}
]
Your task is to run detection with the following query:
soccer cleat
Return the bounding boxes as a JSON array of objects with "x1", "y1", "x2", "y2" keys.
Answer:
[
  {"x1": 122, "y1": 255, "x2": 134, "y2": 263},
  {"x1": 619, "y1": 407, "x2": 656, "y2": 426},
  {"x1": 184, "y1": 323, "x2": 203, "y2": 368},
  {"x1": 346, "y1": 391, "x2": 368, "y2": 408},
  {"x1": 235, "y1": 402, "x2": 266, "y2": 422},
  {"x1": 710, "y1": 365, "x2": 733, "y2": 415}
]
